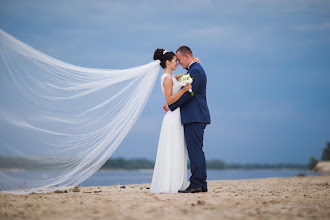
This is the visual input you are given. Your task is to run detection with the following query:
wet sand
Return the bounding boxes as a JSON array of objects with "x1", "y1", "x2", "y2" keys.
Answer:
[{"x1": 1, "y1": 175, "x2": 329, "y2": 220}]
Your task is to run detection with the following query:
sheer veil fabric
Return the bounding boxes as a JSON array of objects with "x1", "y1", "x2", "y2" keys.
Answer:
[{"x1": 0, "y1": 30, "x2": 160, "y2": 194}]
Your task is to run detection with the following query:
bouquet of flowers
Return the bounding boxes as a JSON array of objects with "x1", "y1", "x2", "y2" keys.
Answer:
[{"x1": 178, "y1": 73, "x2": 194, "y2": 96}]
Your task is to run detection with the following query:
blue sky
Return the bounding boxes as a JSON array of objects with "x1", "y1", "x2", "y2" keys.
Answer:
[{"x1": 1, "y1": 0, "x2": 329, "y2": 164}]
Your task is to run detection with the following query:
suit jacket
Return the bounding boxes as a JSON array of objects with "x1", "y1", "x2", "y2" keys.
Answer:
[{"x1": 168, "y1": 62, "x2": 211, "y2": 125}]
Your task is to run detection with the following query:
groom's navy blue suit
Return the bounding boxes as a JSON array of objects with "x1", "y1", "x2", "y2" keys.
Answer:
[{"x1": 168, "y1": 62, "x2": 211, "y2": 189}]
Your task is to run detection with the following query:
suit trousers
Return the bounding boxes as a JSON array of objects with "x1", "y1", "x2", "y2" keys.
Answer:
[{"x1": 184, "y1": 122, "x2": 207, "y2": 189}]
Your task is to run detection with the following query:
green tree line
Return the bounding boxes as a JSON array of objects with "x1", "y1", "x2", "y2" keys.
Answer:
[
  {"x1": 0, "y1": 156, "x2": 308, "y2": 170},
  {"x1": 2, "y1": 142, "x2": 328, "y2": 170}
]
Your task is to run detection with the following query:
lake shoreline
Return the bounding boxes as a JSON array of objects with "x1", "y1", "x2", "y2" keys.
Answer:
[
  {"x1": 1, "y1": 175, "x2": 329, "y2": 219},
  {"x1": 0, "y1": 167, "x2": 313, "y2": 172}
]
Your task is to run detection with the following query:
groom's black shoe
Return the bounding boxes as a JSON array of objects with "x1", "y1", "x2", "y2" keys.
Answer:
[
  {"x1": 202, "y1": 187, "x2": 208, "y2": 192},
  {"x1": 178, "y1": 186, "x2": 202, "y2": 193}
]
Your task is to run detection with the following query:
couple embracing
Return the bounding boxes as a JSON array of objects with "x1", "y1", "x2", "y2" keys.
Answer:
[{"x1": 150, "y1": 46, "x2": 211, "y2": 194}]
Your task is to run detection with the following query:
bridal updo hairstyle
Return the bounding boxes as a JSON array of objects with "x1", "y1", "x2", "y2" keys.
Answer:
[{"x1": 153, "y1": 48, "x2": 175, "y2": 69}]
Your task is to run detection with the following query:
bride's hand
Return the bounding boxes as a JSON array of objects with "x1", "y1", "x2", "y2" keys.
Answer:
[
  {"x1": 183, "y1": 83, "x2": 192, "y2": 92},
  {"x1": 163, "y1": 103, "x2": 169, "y2": 112},
  {"x1": 193, "y1": 57, "x2": 200, "y2": 64}
]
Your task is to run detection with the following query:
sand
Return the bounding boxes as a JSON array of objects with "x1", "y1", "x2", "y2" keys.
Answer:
[
  {"x1": 0, "y1": 175, "x2": 329, "y2": 220},
  {"x1": 313, "y1": 161, "x2": 330, "y2": 173}
]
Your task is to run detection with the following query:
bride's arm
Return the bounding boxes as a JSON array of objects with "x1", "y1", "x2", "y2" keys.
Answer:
[
  {"x1": 163, "y1": 76, "x2": 191, "y2": 105},
  {"x1": 193, "y1": 57, "x2": 200, "y2": 64},
  {"x1": 174, "y1": 57, "x2": 200, "y2": 80}
]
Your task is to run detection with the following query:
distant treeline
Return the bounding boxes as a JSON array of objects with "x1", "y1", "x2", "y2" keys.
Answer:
[
  {"x1": 0, "y1": 156, "x2": 308, "y2": 170},
  {"x1": 101, "y1": 158, "x2": 307, "y2": 170},
  {"x1": 0, "y1": 155, "x2": 42, "y2": 170},
  {"x1": 0, "y1": 155, "x2": 68, "y2": 170},
  {"x1": 101, "y1": 158, "x2": 154, "y2": 170}
]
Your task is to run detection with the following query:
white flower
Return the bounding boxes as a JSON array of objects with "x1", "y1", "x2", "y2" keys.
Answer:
[
  {"x1": 178, "y1": 73, "x2": 194, "y2": 96},
  {"x1": 178, "y1": 73, "x2": 193, "y2": 86}
]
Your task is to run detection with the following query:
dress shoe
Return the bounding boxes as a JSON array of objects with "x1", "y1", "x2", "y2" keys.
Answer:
[{"x1": 178, "y1": 186, "x2": 202, "y2": 193}]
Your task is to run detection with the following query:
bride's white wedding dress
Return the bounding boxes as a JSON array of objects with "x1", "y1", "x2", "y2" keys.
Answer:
[{"x1": 150, "y1": 73, "x2": 188, "y2": 194}]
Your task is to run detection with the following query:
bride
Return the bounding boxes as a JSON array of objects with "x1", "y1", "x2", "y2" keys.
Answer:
[{"x1": 150, "y1": 49, "x2": 193, "y2": 194}]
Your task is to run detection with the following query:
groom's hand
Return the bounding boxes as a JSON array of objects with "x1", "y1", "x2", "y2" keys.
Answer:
[{"x1": 163, "y1": 103, "x2": 169, "y2": 113}]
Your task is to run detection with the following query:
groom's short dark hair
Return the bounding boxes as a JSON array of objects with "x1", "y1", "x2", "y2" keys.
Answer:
[{"x1": 177, "y1": 46, "x2": 193, "y2": 57}]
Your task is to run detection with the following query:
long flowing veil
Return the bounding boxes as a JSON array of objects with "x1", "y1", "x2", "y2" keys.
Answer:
[{"x1": 0, "y1": 30, "x2": 160, "y2": 194}]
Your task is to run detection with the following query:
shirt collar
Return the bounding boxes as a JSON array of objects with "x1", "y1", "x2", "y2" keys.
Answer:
[
  {"x1": 188, "y1": 61, "x2": 195, "y2": 69},
  {"x1": 187, "y1": 60, "x2": 195, "y2": 70}
]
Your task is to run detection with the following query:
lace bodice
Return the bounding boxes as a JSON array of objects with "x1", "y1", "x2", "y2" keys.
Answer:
[{"x1": 160, "y1": 73, "x2": 181, "y2": 96}]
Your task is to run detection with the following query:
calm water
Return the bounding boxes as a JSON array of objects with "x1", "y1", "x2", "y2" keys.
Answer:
[
  {"x1": 80, "y1": 169, "x2": 317, "y2": 187},
  {"x1": 2, "y1": 169, "x2": 317, "y2": 189}
]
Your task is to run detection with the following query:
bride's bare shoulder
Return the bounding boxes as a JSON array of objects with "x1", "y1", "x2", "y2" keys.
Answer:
[{"x1": 161, "y1": 73, "x2": 172, "y2": 80}]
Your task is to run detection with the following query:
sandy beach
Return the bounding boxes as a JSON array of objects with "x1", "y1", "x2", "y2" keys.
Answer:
[{"x1": 1, "y1": 175, "x2": 329, "y2": 220}]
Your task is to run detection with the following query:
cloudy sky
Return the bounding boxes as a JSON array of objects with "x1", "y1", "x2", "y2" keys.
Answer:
[{"x1": 1, "y1": 0, "x2": 329, "y2": 164}]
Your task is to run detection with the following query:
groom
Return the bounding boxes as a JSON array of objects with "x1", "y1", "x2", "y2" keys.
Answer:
[{"x1": 166, "y1": 46, "x2": 211, "y2": 193}]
